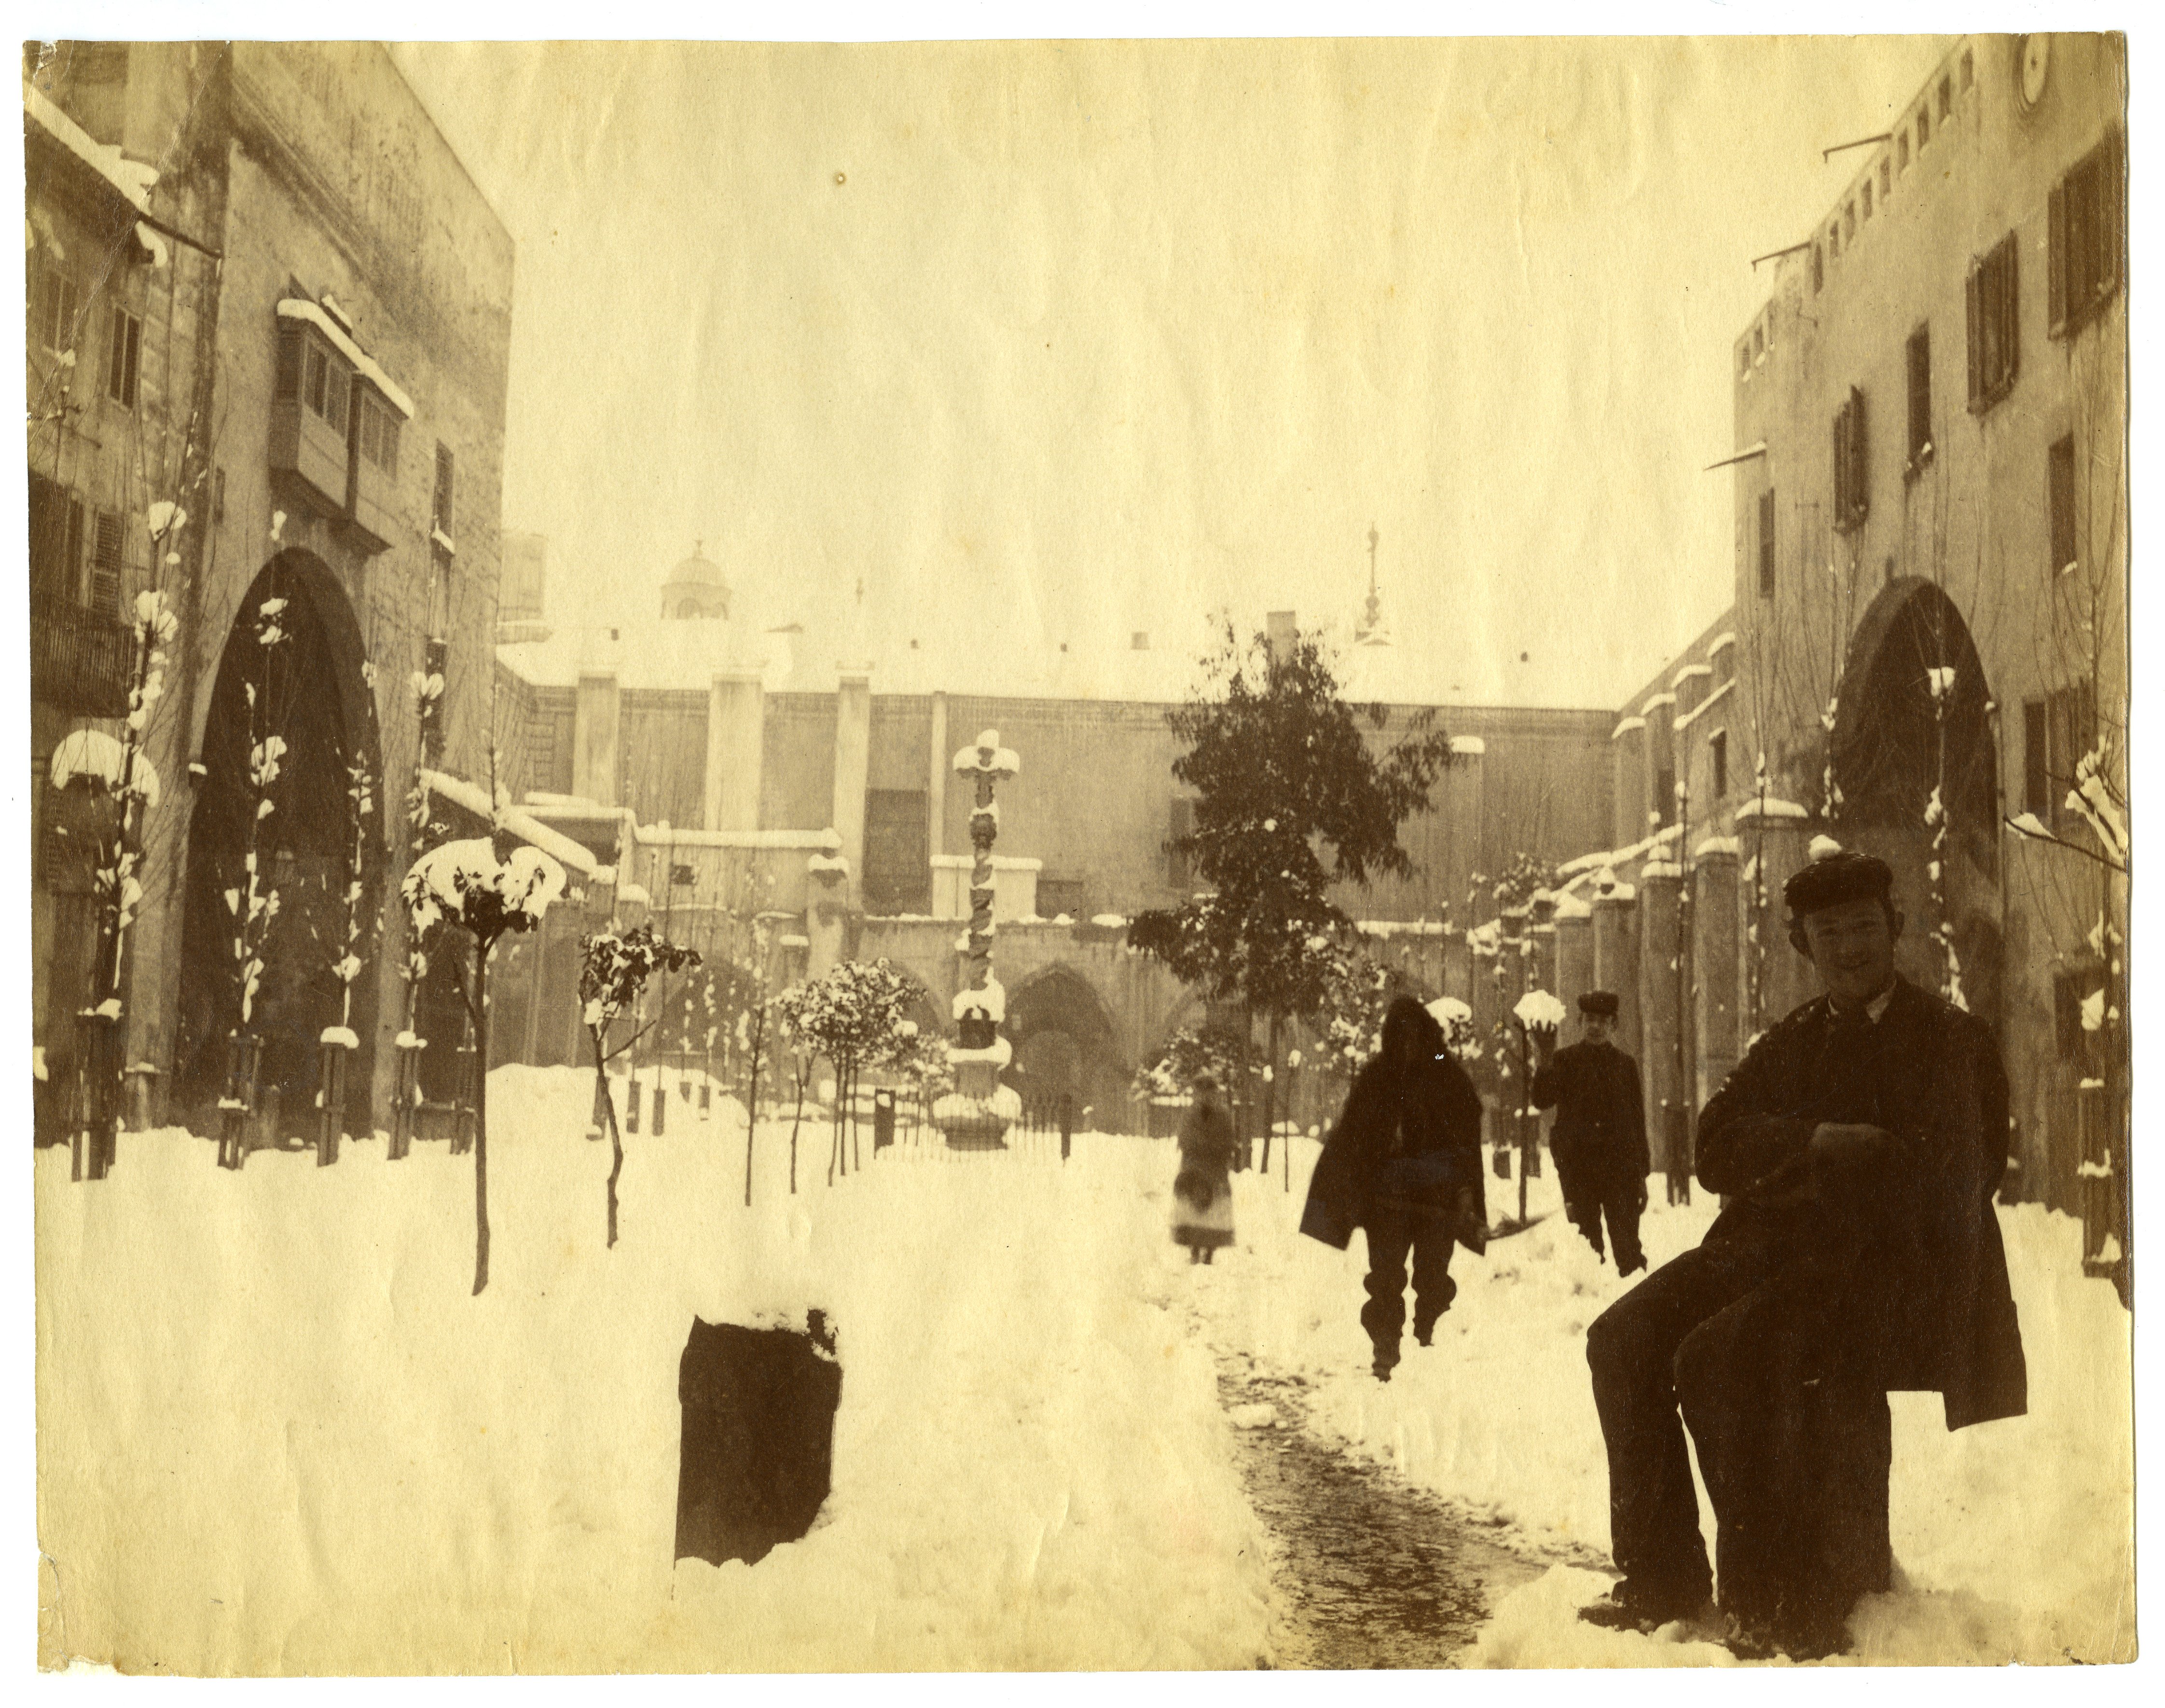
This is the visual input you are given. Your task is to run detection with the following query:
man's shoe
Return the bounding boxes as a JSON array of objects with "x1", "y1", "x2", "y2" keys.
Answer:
[
  {"x1": 1371, "y1": 1352, "x2": 1396, "y2": 1382},
  {"x1": 1618, "y1": 1257, "x2": 1648, "y2": 1278},
  {"x1": 1722, "y1": 1611, "x2": 1849, "y2": 1663},
  {"x1": 1577, "y1": 1586, "x2": 1708, "y2": 1635}
]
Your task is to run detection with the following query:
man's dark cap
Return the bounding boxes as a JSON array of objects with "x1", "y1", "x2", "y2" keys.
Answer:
[
  {"x1": 1782, "y1": 850, "x2": 1894, "y2": 923},
  {"x1": 1578, "y1": 991, "x2": 1620, "y2": 1019}
]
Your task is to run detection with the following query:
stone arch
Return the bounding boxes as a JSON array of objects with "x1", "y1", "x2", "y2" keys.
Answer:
[
  {"x1": 174, "y1": 551, "x2": 386, "y2": 1133},
  {"x1": 1830, "y1": 576, "x2": 2001, "y2": 1021},
  {"x1": 1001, "y1": 961, "x2": 1128, "y2": 1126}
]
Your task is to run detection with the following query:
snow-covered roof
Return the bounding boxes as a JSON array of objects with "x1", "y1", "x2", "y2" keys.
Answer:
[
  {"x1": 1639, "y1": 692, "x2": 1677, "y2": 715},
  {"x1": 25, "y1": 83, "x2": 156, "y2": 213},
  {"x1": 1708, "y1": 631, "x2": 1738, "y2": 656},
  {"x1": 1670, "y1": 663, "x2": 1713, "y2": 687},
  {"x1": 1448, "y1": 735, "x2": 1487, "y2": 757},
  {"x1": 1610, "y1": 716, "x2": 1645, "y2": 741},
  {"x1": 1675, "y1": 678, "x2": 1734, "y2": 731},
  {"x1": 276, "y1": 300, "x2": 415, "y2": 419},
  {"x1": 1734, "y1": 796, "x2": 1810, "y2": 822},
  {"x1": 417, "y1": 768, "x2": 597, "y2": 876}
]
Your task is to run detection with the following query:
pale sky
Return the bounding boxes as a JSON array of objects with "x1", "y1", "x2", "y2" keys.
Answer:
[{"x1": 390, "y1": 35, "x2": 1953, "y2": 707}]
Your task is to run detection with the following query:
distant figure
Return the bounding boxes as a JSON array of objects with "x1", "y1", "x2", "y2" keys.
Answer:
[
  {"x1": 1530, "y1": 991, "x2": 1649, "y2": 1274},
  {"x1": 1579, "y1": 852, "x2": 2027, "y2": 1659},
  {"x1": 1171, "y1": 1072, "x2": 1238, "y2": 1264},
  {"x1": 1301, "y1": 997, "x2": 1487, "y2": 1381}
]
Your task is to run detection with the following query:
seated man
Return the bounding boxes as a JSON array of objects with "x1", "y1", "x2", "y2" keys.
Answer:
[{"x1": 1579, "y1": 851, "x2": 2026, "y2": 1657}]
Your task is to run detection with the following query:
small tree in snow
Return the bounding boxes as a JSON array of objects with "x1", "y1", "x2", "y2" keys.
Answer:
[
  {"x1": 579, "y1": 923, "x2": 702, "y2": 1247},
  {"x1": 771, "y1": 982, "x2": 820, "y2": 1195},
  {"x1": 401, "y1": 839, "x2": 566, "y2": 1295},
  {"x1": 780, "y1": 959, "x2": 922, "y2": 1184},
  {"x1": 314, "y1": 734, "x2": 378, "y2": 1163}
]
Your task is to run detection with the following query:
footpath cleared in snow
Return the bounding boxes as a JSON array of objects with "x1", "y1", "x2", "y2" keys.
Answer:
[
  {"x1": 1187, "y1": 1139, "x2": 2136, "y2": 1667},
  {"x1": 36, "y1": 1069, "x2": 1270, "y2": 1673}
]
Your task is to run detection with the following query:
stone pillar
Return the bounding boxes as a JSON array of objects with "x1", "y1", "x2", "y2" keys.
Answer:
[
  {"x1": 1642, "y1": 693, "x2": 1677, "y2": 834},
  {"x1": 806, "y1": 866, "x2": 847, "y2": 978},
  {"x1": 830, "y1": 670, "x2": 872, "y2": 911},
  {"x1": 1441, "y1": 930, "x2": 1472, "y2": 1004},
  {"x1": 1554, "y1": 897, "x2": 1594, "y2": 1010},
  {"x1": 1611, "y1": 716, "x2": 1647, "y2": 851},
  {"x1": 1528, "y1": 893, "x2": 1558, "y2": 995},
  {"x1": 1592, "y1": 883, "x2": 1641, "y2": 1115},
  {"x1": 574, "y1": 672, "x2": 621, "y2": 806},
  {"x1": 1734, "y1": 799, "x2": 1817, "y2": 1037},
  {"x1": 703, "y1": 671, "x2": 764, "y2": 832},
  {"x1": 927, "y1": 690, "x2": 948, "y2": 860},
  {"x1": 1637, "y1": 863, "x2": 1687, "y2": 1179},
  {"x1": 1694, "y1": 840, "x2": 1742, "y2": 1108},
  {"x1": 1447, "y1": 736, "x2": 1487, "y2": 909}
]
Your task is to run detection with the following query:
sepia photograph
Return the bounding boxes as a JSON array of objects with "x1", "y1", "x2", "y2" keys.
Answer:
[{"x1": 21, "y1": 11, "x2": 2136, "y2": 1676}]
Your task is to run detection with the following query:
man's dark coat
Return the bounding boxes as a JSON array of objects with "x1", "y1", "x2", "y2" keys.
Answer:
[
  {"x1": 1531, "y1": 1040, "x2": 1649, "y2": 1178},
  {"x1": 1300, "y1": 1000, "x2": 1486, "y2": 1256},
  {"x1": 1695, "y1": 975, "x2": 2027, "y2": 1432}
]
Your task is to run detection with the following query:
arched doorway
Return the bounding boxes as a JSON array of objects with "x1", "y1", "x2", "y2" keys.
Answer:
[
  {"x1": 1001, "y1": 963, "x2": 1128, "y2": 1128},
  {"x1": 1830, "y1": 577, "x2": 2000, "y2": 1021},
  {"x1": 175, "y1": 551, "x2": 386, "y2": 1135}
]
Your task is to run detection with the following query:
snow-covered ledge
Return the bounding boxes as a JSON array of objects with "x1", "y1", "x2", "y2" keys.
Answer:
[{"x1": 276, "y1": 300, "x2": 415, "y2": 418}]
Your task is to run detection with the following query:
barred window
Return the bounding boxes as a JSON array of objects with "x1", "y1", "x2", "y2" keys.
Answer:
[{"x1": 1832, "y1": 387, "x2": 1869, "y2": 533}]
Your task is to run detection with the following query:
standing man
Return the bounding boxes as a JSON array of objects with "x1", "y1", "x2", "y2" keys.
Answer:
[
  {"x1": 1579, "y1": 851, "x2": 2026, "y2": 1658},
  {"x1": 1531, "y1": 991, "x2": 1649, "y2": 1275}
]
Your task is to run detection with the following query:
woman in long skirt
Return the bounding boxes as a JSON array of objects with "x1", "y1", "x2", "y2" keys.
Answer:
[{"x1": 1172, "y1": 1071, "x2": 1239, "y2": 1263}]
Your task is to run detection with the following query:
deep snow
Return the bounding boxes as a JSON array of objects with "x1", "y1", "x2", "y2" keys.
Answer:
[{"x1": 35, "y1": 1068, "x2": 2135, "y2": 1671}]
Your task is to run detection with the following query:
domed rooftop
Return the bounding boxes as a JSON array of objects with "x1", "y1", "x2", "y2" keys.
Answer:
[{"x1": 661, "y1": 540, "x2": 730, "y2": 620}]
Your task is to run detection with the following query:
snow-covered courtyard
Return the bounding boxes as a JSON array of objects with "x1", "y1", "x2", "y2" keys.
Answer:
[{"x1": 36, "y1": 1068, "x2": 2134, "y2": 1671}]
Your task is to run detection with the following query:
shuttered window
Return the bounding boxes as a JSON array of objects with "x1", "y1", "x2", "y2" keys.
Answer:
[
  {"x1": 433, "y1": 443, "x2": 456, "y2": 537},
  {"x1": 1832, "y1": 387, "x2": 1869, "y2": 533},
  {"x1": 2050, "y1": 129, "x2": 2125, "y2": 340},
  {"x1": 1757, "y1": 488, "x2": 1776, "y2": 597},
  {"x1": 1905, "y1": 326, "x2": 1932, "y2": 471},
  {"x1": 28, "y1": 472, "x2": 85, "y2": 603},
  {"x1": 35, "y1": 265, "x2": 81, "y2": 353},
  {"x1": 107, "y1": 305, "x2": 140, "y2": 408},
  {"x1": 90, "y1": 510, "x2": 125, "y2": 618},
  {"x1": 2048, "y1": 435, "x2": 2078, "y2": 579},
  {"x1": 1966, "y1": 232, "x2": 2020, "y2": 413},
  {"x1": 275, "y1": 328, "x2": 302, "y2": 400}
]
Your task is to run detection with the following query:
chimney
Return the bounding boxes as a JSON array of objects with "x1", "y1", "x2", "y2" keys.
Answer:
[{"x1": 1266, "y1": 610, "x2": 1297, "y2": 662}]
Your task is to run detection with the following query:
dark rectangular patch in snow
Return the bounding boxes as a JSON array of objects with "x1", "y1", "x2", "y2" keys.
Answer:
[{"x1": 675, "y1": 1313, "x2": 841, "y2": 1567}]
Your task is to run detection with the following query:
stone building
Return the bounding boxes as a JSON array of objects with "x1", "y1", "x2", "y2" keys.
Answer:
[
  {"x1": 27, "y1": 43, "x2": 517, "y2": 1142},
  {"x1": 490, "y1": 555, "x2": 1617, "y2": 1125},
  {"x1": 1541, "y1": 35, "x2": 2127, "y2": 1274}
]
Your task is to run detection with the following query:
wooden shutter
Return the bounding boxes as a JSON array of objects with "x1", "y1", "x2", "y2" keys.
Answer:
[
  {"x1": 90, "y1": 511, "x2": 124, "y2": 617},
  {"x1": 1965, "y1": 263, "x2": 1982, "y2": 409},
  {"x1": 2048, "y1": 436, "x2": 2076, "y2": 576},
  {"x1": 2000, "y1": 233, "x2": 2020, "y2": 393},
  {"x1": 1907, "y1": 329, "x2": 1931, "y2": 460},
  {"x1": 434, "y1": 444, "x2": 456, "y2": 536},
  {"x1": 1848, "y1": 387, "x2": 1869, "y2": 525},
  {"x1": 2023, "y1": 702, "x2": 2049, "y2": 816},
  {"x1": 108, "y1": 306, "x2": 140, "y2": 406},
  {"x1": 2099, "y1": 128, "x2": 2124, "y2": 306},
  {"x1": 275, "y1": 329, "x2": 302, "y2": 399},
  {"x1": 1757, "y1": 488, "x2": 1776, "y2": 596},
  {"x1": 2047, "y1": 181, "x2": 2068, "y2": 336}
]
